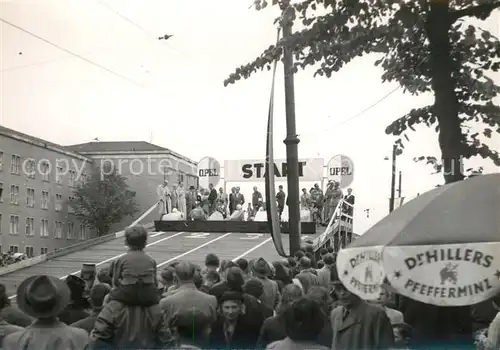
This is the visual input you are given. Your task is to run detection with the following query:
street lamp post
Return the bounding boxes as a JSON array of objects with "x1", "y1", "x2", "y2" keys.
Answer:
[{"x1": 389, "y1": 144, "x2": 397, "y2": 213}]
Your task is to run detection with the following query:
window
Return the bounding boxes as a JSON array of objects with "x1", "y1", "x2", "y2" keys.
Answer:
[
  {"x1": 68, "y1": 170, "x2": 76, "y2": 187},
  {"x1": 40, "y1": 219, "x2": 49, "y2": 237},
  {"x1": 10, "y1": 155, "x2": 20, "y2": 175},
  {"x1": 9, "y1": 185, "x2": 19, "y2": 205},
  {"x1": 178, "y1": 173, "x2": 185, "y2": 184},
  {"x1": 79, "y1": 224, "x2": 86, "y2": 240},
  {"x1": 40, "y1": 161, "x2": 50, "y2": 182},
  {"x1": 0, "y1": 213, "x2": 2, "y2": 234},
  {"x1": 25, "y1": 159, "x2": 36, "y2": 179},
  {"x1": 55, "y1": 194, "x2": 62, "y2": 212},
  {"x1": 0, "y1": 182, "x2": 3, "y2": 202},
  {"x1": 9, "y1": 215, "x2": 19, "y2": 235},
  {"x1": 55, "y1": 221, "x2": 63, "y2": 239},
  {"x1": 68, "y1": 196, "x2": 75, "y2": 214},
  {"x1": 56, "y1": 166, "x2": 63, "y2": 184},
  {"x1": 67, "y1": 222, "x2": 75, "y2": 239},
  {"x1": 26, "y1": 188, "x2": 35, "y2": 207},
  {"x1": 40, "y1": 247, "x2": 48, "y2": 255},
  {"x1": 41, "y1": 191, "x2": 49, "y2": 209},
  {"x1": 25, "y1": 217, "x2": 34, "y2": 236},
  {"x1": 0, "y1": 151, "x2": 3, "y2": 171},
  {"x1": 9, "y1": 245, "x2": 19, "y2": 253},
  {"x1": 25, "y1": 246, "x2": 34, "y2": 258}
]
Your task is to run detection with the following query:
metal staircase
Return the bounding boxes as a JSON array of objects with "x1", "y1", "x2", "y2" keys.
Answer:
[{"x1": 313, "y1": 198, "x2": 354, "y2": 253}]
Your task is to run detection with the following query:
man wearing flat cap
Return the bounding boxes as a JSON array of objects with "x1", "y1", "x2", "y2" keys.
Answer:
[{"x1": 2, "y1": 275, "x2": 89, "y2": 350}]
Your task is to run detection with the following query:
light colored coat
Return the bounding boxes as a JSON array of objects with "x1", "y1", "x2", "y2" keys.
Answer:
[
  {"x1": 159, "y1": 283, "x2": 217, "y2": 325},
  {"x1": 3, "y1": 321, "x2": 89, "y2": 350}
]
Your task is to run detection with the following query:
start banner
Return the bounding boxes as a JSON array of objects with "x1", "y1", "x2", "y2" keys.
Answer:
[{"x1": 224, "y1": 158, "x2": 324, "y2": 182}]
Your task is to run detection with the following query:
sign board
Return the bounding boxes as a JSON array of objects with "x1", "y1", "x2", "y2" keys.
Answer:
[
  {"x1": 327, "y1": 154, "x2": 354, "y2": 188},
  {"x1": 197, "y1": 157, "x2": 220, "y2": 189},
  {"x1": 224, "y1": 158, "x2": 323, "y2": 182},
  {"x1": 337, "y1": 246, "x2": 386, "y2": 300},
  {"x1": 384, "y1": 243, "x2": 500, "y2": 306}
]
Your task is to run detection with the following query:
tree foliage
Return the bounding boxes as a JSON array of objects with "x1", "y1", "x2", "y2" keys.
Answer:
[
  {"x1": 69, "y1": 166, "x2": 138, "y2": 236},
  {"x1": 225, "y1": 0, "x2": 500, "y2": 183}
]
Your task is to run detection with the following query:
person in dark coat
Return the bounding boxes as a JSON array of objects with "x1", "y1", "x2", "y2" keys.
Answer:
[
  {"x1": 0, "y1": 283, "x2": 33, "y2": 327},
  {"x1": 71, "y1": 283, "x2": 110, "y2": 333},
  {"x1": 58, "y1": 275, "x2": 90, "y2": 325},
  {"x1": 266, "y1": 297, "x2": 330, "y2": 350},
  {"x1": 209, "y1": 291, "x2": 256, "y2": 348},
  {"x1": 258, "y1": 284, "x2": 303, "y2": 347}
]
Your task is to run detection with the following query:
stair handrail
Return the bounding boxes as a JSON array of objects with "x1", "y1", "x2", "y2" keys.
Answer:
[{"x1": 313, "y1": 198, "x2": 347, "y2": 250}]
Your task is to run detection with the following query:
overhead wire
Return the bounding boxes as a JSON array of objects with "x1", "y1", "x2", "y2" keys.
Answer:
[
  {"x1": 0, "y1": 17, "x2": 148, "y2": 89},
  {"x1": 95, "y1": 0, "x2": 196, "y2": 62}
]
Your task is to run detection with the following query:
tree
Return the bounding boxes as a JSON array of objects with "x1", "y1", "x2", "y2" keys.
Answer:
[
  {"x1": 225, "y1": 0, "x2": 500, "y2": 184},
  {"x1": 69, "y1": 166, "x2": 139, "y2": 236}
]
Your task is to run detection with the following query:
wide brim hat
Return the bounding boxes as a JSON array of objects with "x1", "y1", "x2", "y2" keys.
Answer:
[
  {"x1": 17, "y1": 275, "x2": 70, "y2": 318},
  {"x1": 252, "y1": 258, "x2": 271, "y2": 275}
]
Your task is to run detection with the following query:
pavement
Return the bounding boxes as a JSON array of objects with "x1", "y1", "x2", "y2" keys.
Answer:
[{"x1": 3, "y1": 229, "x2": 323, "y2": 299}]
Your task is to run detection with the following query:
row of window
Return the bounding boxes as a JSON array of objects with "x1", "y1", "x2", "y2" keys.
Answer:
[
  {"x1": 0, "y1": 245, "x2": 49, "y2": 257},
  {"x1": 1, "y1": 182, "x2": 75, "y2": 213},
  {"x1": 0, "y1": 151, "x2": 88, "y2": 186},
  {"x1": 0, "y1": 213, "x2": 87, "y2": 239}
]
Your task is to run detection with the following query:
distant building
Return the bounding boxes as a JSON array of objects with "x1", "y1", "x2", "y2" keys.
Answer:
[
  {"x1": 0, "y1": 126, "x2": 198, "y2": 257},
  {"x1": 64, "y1": 141, "x2": 198, "y2": 231},
  {"x1": 0, "y1": 126, "x2": 94, "y2": 256}
]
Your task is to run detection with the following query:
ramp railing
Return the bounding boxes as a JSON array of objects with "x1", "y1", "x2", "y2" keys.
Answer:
[
  {"x1": 313, "y1": 199, "x2": 354, "y2": 253},
  {"x1": 0, "y1": 201, "x2": 160, "y2": 276}
]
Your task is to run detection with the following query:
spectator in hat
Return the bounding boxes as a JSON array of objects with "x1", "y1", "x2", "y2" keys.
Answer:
[
  {"x1": 252, "y1": 258, "x2": 279, "y2": 310},
  {"x1": 170, "y1": 308, "x2": 212, "y2": 349},
  {"x1": 58, "y1": 275, "x2": 90, "y2": 325},
  {"x1": 293, "y1": 257, "x2": 319, "y2": 294},
  {"x1": 209, "y1": 291, "x2": 254, "y2": 348},
  {"x1": 160, "y1": 261, "x2": 218, "y2": 326},
  {"x1": 317, "y1": 253, "x2": 336, "y2": 289},
  {"x1": 71, "y1": 283, "x2": 111, "y2": 333},
  {"x1": 0, "y1": 283, "x2": 33, "y2": 327},
  {"x1": 3, "y1": 275, "x2": 89, "y2": 350},
  {"x1": 330, "y1": 280, "x2": 394, "y2": 350},
  {"x1": 96, "y1": 267, "x2": 112, "y2": 287},
  {"x1": 109, "y1": 225, "x2": 159, "y2": 306},
  {"x1": 266, "y1": 297, "x2": 330, "y2": 350}
]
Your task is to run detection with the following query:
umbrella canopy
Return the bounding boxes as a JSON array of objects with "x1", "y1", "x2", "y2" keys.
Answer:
[{"x1": 337, "y1": 173, "x2": 500, "y2": 306}]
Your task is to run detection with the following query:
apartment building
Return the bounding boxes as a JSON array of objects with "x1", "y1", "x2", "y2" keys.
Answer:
[
  {"x1": 0, "y1": 128, "x2": 199, "y2": 256},
  {"x1": 67, "y1": 141, "x2": 198, "y2": 231},
  {"x1": 0, "y1": 126, "x2": 95, "y2": 256}
]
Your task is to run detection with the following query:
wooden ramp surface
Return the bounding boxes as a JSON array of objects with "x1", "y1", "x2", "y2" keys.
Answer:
[{"x1": 3, "y1": 229, "x2": 323, "y2": 299}]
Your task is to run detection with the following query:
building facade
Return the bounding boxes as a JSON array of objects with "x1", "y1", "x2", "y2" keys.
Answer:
[
  {"x1": 0, "y1": 126, "x2": 95, "y2": 256},
  {"x1": 0, "y1": 127, "x2": 198, "y2": 257},
  {"x1": 66, "y1": 141, "x2": 199, "y2": 232}
]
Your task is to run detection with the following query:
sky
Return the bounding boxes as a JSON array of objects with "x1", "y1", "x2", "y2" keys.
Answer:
[{"x1": 1, "y1": 0, "x2": 499, "y2": 234}]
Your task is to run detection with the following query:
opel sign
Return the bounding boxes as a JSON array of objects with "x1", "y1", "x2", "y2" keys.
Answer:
[
  {"x1": 327, "y1": 154, "x2": 354, "y2": 188},
  {"x1": 197, "y1": 156, "x2": 221, "y2": 189}
]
